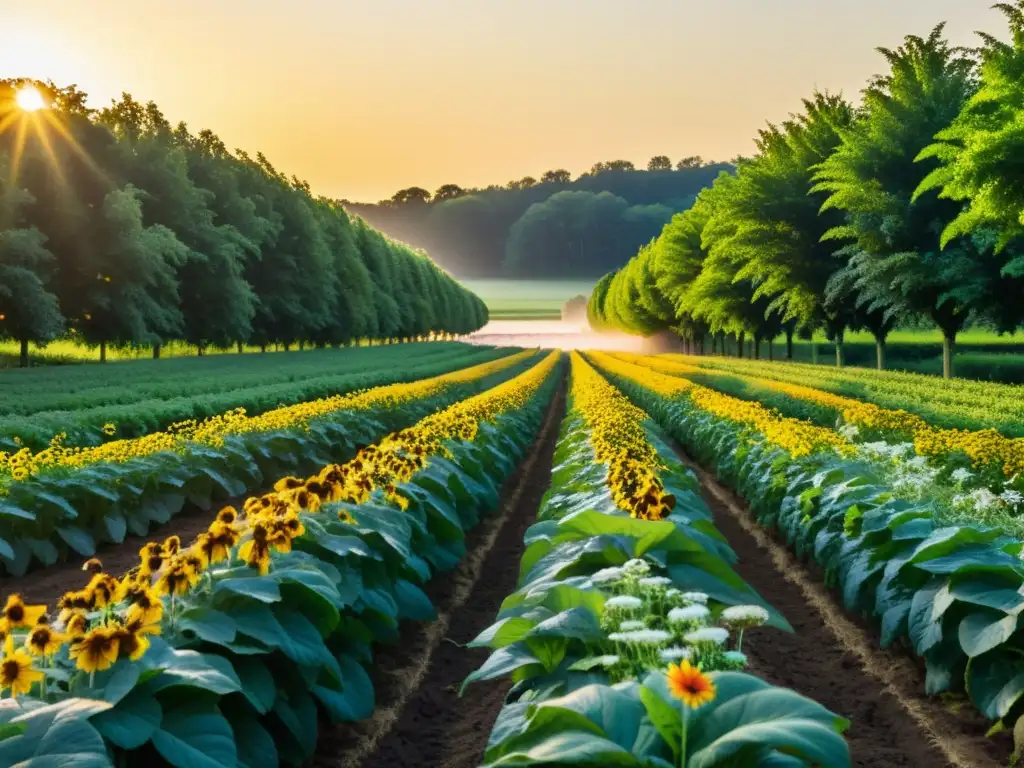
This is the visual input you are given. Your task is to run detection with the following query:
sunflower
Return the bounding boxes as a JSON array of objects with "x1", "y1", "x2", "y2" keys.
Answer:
[
  {"x1": 161, "y1": 535, "x2": 182, "y2": 557},
  {"x1": 81, "y1": 558, "x2": 104, "y2": 574},
  {"x1": 64, "y1": 611, "x2": 89, "y2": 638},
  {"x1": 0, "y1": 647, "x2": 43, "y2": 698},
  {"x1": 69, "y1": 626, "x2": 120, "y2": 673},
  {"x1": 216, "y1": 506, "x2": 238, "y2": 524},
  {"x1": 25, "y1": 624, "x2": 66, "y2": 657},
  {"x1": 114, "y1": 610, "x2": 160, "y2": 662},
  {"x1": 667, "y1": 660, "x2": 716, "y2": 708},
  {"x1": 84, "y1": 573, "x2": 119, "y2": 609},
  {"x1": 138, "y1": 542, "x2": 164, "y2": 578},
  {"x1": 2, "y1": 594, "x2": 47, "y2": 629},
  {"x1": 154, "y1": 556, "x2": 201, "y2": 597},
  {"x1": 122, "y1": 583, "x2": 164, "y2": 625},
  {"x1": 239, "y1": 522, "x2": 272, "y2": 575}
]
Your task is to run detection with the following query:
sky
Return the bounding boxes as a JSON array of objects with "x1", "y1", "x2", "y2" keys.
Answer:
[{"x1": 1, "y1": 0, "x2": 1003, "y2": 203}]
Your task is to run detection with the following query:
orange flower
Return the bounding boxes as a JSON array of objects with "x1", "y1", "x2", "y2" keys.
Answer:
[
  {"x1": 1, "y1": 594, "x2": 47, "y2": 629},
  {"x1": 667, "y1": 660, "x2": 716, "y2": 708}
]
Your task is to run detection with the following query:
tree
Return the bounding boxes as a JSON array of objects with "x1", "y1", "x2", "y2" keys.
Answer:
[
  {"x1": 676, "y1": 156, "x2": 704, "y2": 170},
  {"x1": 717, "y1": 92, "x2": 856, "y2": 365},
  {"x1": 433, "y1": 183, "x2": 465, "y2": 201},
  {"x1": 814, "y1": 25, "x2": 982, "y2": 377},
  {"x1": 0, "y1": 166, "x2": 64, "y2": 366},
  {"x1": 77, "y1": 186, "x2": 188, "y2": 361},
  {"x1": 391, "y1": 187, "x2": 431, "y2": 205},
  {"x1": 541, "y1": 169, "x2": 572, "y2": 184},
  {"x1": 561, "y1": 294, "x2": 588, "y2": 324},
  {"x1": 647, "y1": 155, "x2": 672, "y2": 171}
]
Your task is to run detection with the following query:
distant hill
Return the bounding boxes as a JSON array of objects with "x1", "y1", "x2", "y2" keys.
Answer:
[{"x1": 345, "y1": 161, "x2": 733, "y2": 279}]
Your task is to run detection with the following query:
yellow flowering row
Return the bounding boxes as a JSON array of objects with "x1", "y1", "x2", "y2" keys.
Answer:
[
  {"x1": 640, "y1": 354, "x2": 1024, "y2": 480},
  {"x1": 0, "y1": 350, "x2": 536, "y2": 482},
  {"x1": 587, "y1": 352, "x2": 852, "y2": 459},
  {"x1": 569, "y1": 352, "x2": 674, "y2": 521},
  {"x1": 0, "y1": 350, "x2": 559, "y2": 699}
]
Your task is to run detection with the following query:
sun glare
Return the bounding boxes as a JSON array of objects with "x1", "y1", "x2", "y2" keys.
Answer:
[{"x1": 15, "y1": 86, "x2": 45, "y2": 112}]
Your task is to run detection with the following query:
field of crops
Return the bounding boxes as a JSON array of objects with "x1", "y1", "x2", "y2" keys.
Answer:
[{"x1": 4, "y1": 342, "x2": 1024, "y2": 767}]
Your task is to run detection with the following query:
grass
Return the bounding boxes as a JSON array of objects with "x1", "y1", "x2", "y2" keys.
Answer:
[{"x1": 461, "y1": 279, "x2": 596, "y2": 321}]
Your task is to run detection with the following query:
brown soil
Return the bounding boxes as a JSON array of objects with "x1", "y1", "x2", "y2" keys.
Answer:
[
  {"x1": 681, "y1": 455, "x2": 1011, "y2": 768},
  {"x1": 312, "y1": 381, "x2": 566, "y2": 768},
  {"x1": 0, "y1": 503, "x2": 216, "y2": 606}
]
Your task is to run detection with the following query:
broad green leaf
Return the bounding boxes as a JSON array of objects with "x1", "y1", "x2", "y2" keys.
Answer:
[
  {"x1": 151, "y1": 702, "x2": 237, "y2": 768},
  {"x1": 91, "y1": 689, "x2": 162, "y2": 750},
  {"x1": 0, "y1": 699, "x2": 112, "y2": 767}
]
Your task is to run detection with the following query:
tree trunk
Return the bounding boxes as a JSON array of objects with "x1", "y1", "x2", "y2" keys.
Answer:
[
  {"x1": 786, "y1": 330, "x2": 794, "y2": 360},
  {"x1": 19, "y1": 338, "x2": 28, "y2": 368},
  {"x1": 152, "y1": 343, "x2": 161, "y2": 360},
  {"x1": 943, "y1": 333, "x2": 955, "y2": 379},
  {"x1": 768, "y1": 341, "x2": 773, "y2": 361},
  {"x1": 197, "y1": 344, "x2": 205, "y2": 357},
  {"x1": 754, "y1": 338, "x2": 761, "y2": 360},
  {"x1": 283, "y1": 342, "x2": 290, "y2": 352},
  {"x1": 875, "y1": 339, "x2": 885, "y2": 370},
  {"x1": 737, "y1": 332, "x2": 745, "y2": 359},
  {"x1": 711, "y1": 335, "x2": 717, "y2": 355},
  {"x1": 811, "y1": 343, "x2": 818, "y2": 364},
  {"x1": 835, "y1": 340, "x2": 844, "y2": 368},
  {"x1": 237, "y1": 341, "x2": 244, "y2": 354},
  {"x1": 100, "y1": 340, "x2": 107, "y2": 363},
  {"x1": 260, "y1": 343, "x2": 267, "y2": 354}
]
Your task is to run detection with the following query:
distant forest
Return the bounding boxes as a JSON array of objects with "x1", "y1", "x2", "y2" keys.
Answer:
[{"x1": 345, "y1": 158, "x2": 732, "y2": 279}]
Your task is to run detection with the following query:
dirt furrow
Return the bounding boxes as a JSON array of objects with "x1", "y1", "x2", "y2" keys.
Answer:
[
  {"x1": 313, "y1": 381, "x2": 566, "y2": 768},
  {"x1": 676, "y1": 451, "x2": 1009, "y2": 768}
]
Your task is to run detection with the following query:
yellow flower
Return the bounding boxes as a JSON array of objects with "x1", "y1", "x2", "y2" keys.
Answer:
[
  {"x1": 69, "y1": 626, "x2": 120, "y2": 673},
  {"x1": 667, "y1": 660, "x2": 716, "y2": 708},
  {"x1": 1, "y1": 594, "x2": 47, "y2": 629},
  {"x1": 25, "y1": 624, "x2": 66, "y2": 657},
  {"x1": 0, "y1": 647, "x2": 44, "y2": 698}
]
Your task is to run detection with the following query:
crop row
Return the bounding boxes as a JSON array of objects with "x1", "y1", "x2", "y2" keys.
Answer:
[
  {"x1": 589, "y1": 351, "x2": 1024, "y2": 734},
  {"x1": 0, "y1": 343, "x2": 506, "y2": 451},
  {"x1": 618, "y1": 353, "x2": 1024, "y2": 539},
  {"x1": 0, "y1": 350, "x2": 539, "y2": 576},
  {"x1": 466, "y1": 353, "x2": 851, "y2": 767},
  {"x1": 665, "y1": 353, "x2": 1024, "y2": 438},
  {"x1": 0, "y1": 351, "x2": 562, "y2": 766}
]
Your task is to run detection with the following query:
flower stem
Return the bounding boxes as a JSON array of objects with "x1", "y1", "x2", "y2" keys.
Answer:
[
  {"x1": 737, "y1": 629, "x2": 744, "y2": 654},
  {"x1": 679, "y1": 709, "x2": 688, "y2": 768}
]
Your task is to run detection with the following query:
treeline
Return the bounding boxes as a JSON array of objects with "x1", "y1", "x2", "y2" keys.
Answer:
[
  {"x1": 347, "y1": 158, "x2": 731, "y2": 278},
  {"x1": 0, "y1": 81, "x2": 487, "y2": 366},
  {"x1": 589, "y1": 6, "x2": 1024, "y2": 379}
]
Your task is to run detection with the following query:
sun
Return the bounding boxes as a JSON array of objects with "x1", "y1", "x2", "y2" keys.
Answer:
[{"x1": 15, "y1": 86, "x2": 45, "y2": 112}]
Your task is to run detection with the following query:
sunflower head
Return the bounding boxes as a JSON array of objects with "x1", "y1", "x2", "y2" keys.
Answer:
[
  {"x1": 666, "y1": 660, "x2": 716, "y2": 709},
  {"x1": 2, "y1": 594, "x2": 46, "y2": 629},
  {"x1": 26, "y1": 625, "x2": 66, "y2": 657},
  {"x1": 216, "y1": 506, "x2": 238, "y2": 524},
  {"x1": 0, "y1": 648, "x2": 43, "y2": 698}
]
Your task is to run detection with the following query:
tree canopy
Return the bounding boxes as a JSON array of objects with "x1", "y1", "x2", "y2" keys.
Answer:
[
  {"x1": 0, "y1": 80, "x2": 485, "y2": 364},
  {"x1": 588, "y1": 12, "x2": 1024, "y2": 377}
]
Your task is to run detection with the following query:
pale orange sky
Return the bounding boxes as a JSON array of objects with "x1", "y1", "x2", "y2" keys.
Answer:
[{"x1": 2, "y1": 0, "x2": 999, "y2": 203}]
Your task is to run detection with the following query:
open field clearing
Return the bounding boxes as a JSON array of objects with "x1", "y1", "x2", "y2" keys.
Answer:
[{"x1": 461, "y1": 280, "x2": 597, "y2": 321}]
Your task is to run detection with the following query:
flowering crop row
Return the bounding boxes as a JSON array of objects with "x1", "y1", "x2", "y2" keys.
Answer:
[
  {"x1": 0, "y1": 342, "x2": 496, "y2": 451},
  {"x1": 663, "y1": 353, "x2": 1024, "y2": 438},
  {"x1": 0, "y1": 351, "x2": 562, "y2": 766},
  {"x1": 591, "y1": 352, "x2": 1024, "y2": 733},
  {"x1": 0, "y1": 349, "x2": 540, "y2": 576},
  {"x1": 467, "y1": 353, "x2": 851, "y2": 767}
]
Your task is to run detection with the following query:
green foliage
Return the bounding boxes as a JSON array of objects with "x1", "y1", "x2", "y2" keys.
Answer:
[
  {"x1": 0, "y1": 80, "x2": 485, "y2": 366},
  {"x1": 0, "y1": 366, "x2": 557, "y2": 766},
  {"x1": 0, "y1": 347, "x2": 535, "y2": 576}
]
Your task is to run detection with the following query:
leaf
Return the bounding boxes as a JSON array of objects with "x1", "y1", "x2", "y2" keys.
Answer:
[
  {"x1": 312, "y1": 655, "x2": 375, "y2": 722},
  {"x1": 393, "y1": 579, "x2": 436, "y2": 622},
  {"x1": 233, "y1": 658, "x2": 277, "y2": 715},
  {"x1": 178, "y1": 608, "x2": 238, "y2": 646},
  {"x1": 959, "y1": 610, "x2": 1019, "y2": 658},
  {"x1": 91, "y1": 689, "x2": 162, "y2": 750},
  {"x1": 0, "y1": 699, "x2": 112, "y2": 767},
  {"x1": 639, "y1": 685, "x2": 682, "y2": 761},
  {"x1": 102, "y1": 512, "x2": 128, "y2": 543},
  {"x1": 967, "y1": 649, "x2": 1024, "y2": 720},
  {"x1": 142, "y1": 638, "x2": 242, "y2": 696},
  {"x1": 214, "y1": 576, "x2": 281, "y2": 604},
  {"x1": 151, "y1": 702, "x2": 237, "y2": 768},
  {"x1": 56, "y1": 526, "x2": 96, "y2": 557}
]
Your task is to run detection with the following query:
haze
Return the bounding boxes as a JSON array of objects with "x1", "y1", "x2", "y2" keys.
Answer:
[{"x1": 2, "y1": 0, "x2": 997, "y2": 203}]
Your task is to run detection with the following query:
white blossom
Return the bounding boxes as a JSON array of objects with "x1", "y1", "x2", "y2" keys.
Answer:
[
  {"x1": 609, "y1": 629, "x2": 672, "y2": 645},
  {"x1": 619, "y1": 620, "x2": 645, "y2": 632},
  {"x1": 659, "y1": 646, "x2": 692, "y2": 662},
  {"x1": 639, "y1": 576, "x2": 672, "y2": 588},
  {"x1": 591, "y1": 567, "x2": 624, "y2": 585},
  {"x1": 1001, "y1": 489, "x2": 1024, "y2": 507},
  {"x1": 623, "y1": 559, "x2": 651, "y2": 577},
  {"x1": 680, "y1": 591, "x2": 709, "y2": 604},
  {"x1": 684, "y1": 627, "x2": 730, "y2": 646},
  {"x1": 721, "y1": 605, "x2": 769, "y2": 628},
  {"x1": 605, "y1": 595, "x2": 643, "y2": 611},
  {"x1": 951, "y1": 468, "x2": 974, "y2": 484},
  {"x1": 668, "y1": 605, "x2": 711, "y2": 624}
]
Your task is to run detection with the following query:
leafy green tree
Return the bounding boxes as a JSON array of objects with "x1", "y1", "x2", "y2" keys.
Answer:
[
  {"x1": 77, "y1": 186, "x2": 188, "y2": 361},
  {"x1": 0, "y1": 163, "x2": 64, "y2": 366},
  {"x1": 433, "y1": 183, "x2": 466, "y2": 201},
  {"x1": 718, "y1": 92, "x2": 856, "y2": 365},
  {"x1": 391, "y1": 187, "x2": 432, "y2": 205},
  {"x1": 814, "y1": 25, "x2": 980, "y2": 377},
  {"x1": 647, "y1": 155, "x2": 672, "y2": 171},
  {"x1": 541, "y1": 169, "x2": 572, "y2": 184},
  {"x1": 676, "y1": 156, "x2": 704, "y2": 170}
]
